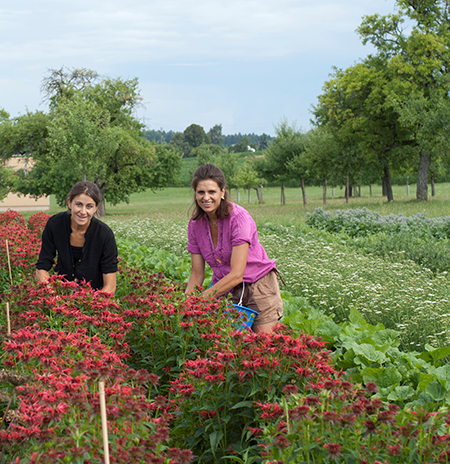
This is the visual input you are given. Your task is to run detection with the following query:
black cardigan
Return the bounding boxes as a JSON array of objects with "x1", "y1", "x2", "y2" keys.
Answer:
[{"x1": 36, "y1": 211, "x2": 118, "y2": 290}]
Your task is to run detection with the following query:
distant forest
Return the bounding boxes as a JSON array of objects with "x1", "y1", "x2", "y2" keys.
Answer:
[{"x1": 143, "y1": 128, "x2": 273, "y2": 147}]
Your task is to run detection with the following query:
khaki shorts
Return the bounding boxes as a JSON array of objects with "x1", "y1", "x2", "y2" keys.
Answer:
[{"x1": 231, "y1": 270, "x2": 283, "y2": 328}]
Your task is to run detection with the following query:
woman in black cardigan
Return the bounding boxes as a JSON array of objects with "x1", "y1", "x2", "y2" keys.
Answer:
[{"x1": 35, "y1": 181, "x2": 118, "y2": 293}]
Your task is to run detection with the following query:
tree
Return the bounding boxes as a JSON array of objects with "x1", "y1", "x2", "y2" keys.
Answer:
[
  {"x1": 5, "y1": 68, "x2": 179, "y2": 215},
  {"x1": 258, "y1": 133, "x2": 270, "y2": 151},
  {"x1": 0, "y1": 110, "x2": 50, "y2": 201},
  {"x1": 357, "y1": 0, "x2": 450, "y2": 200},
  {"x1": 234, "y1": 162, "x2": 264, "y2": 204},
  {"x1": 191, "y1": 144, "x2": 226, "y2": 166},
  {"x1": 169, "y1": 132, "x2": 191, "y2": 157},
  {"x1": 260, "y1": 119, "x2": 306, "y2": 204},
  {"x1": 207, "y1": 124, "x2": 224, "y2": 146},
  {"x1": 183, "y1": 124, "x2": 210, "y2": 156},
  {"x1": 313, "y1": 58, "x2": 412, "y2": 202},
  {"x1": 299, "y1": 127, "x2": 343, "y2": 205}
]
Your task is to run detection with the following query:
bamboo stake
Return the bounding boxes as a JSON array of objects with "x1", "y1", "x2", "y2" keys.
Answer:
[
  {"x1": 99, "y1": 380, "x2": 110, "y2": 464},
  {"x1": 6, "y1": 240, "x2": 12, "y2": 285},
  {"x1": 6, "y1": 302, "x2": 11, "y2": 337}
]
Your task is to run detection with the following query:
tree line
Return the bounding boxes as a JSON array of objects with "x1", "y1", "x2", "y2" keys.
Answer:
[{"x1": 143, "y1": 126, "x2": 272, "y2": 156}]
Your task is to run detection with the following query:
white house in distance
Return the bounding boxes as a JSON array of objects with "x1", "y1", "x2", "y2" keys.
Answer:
[{"x1": 0, "y1": 156, "x2": 50, "y2": 212}]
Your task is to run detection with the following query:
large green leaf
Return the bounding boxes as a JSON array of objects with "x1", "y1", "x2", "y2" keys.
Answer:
[{"x1": 425, "y1": 381, "x2": 447, "y2": 401}]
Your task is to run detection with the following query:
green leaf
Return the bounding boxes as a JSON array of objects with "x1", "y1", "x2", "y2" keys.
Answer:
[
  {"x1": 425, "y1": 381, "x2": 447, "y2": 401},
  {"x1": 387, "y1": 385, "x2": 415, "y2": 401},
  {"x1": 378, "y1": 366, "x2": 402, "y2": 388},
  {"x1": 209, "y1": 430, "x2": 224, "y2": 453},
  {"x1": 231, "y1": 401, "x2": 254, "y2": 410},
  {"x1": 348, "y1": 307, "x2": 366, "y2": 326},
  {"x1": 419, "y1": 347, "x2": 450, "y2": 365}
]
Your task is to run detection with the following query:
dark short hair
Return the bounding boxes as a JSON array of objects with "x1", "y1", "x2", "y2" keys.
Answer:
[
  {"x1": 191, "y1": 164, "x2": 232, "y2": 220},
  {"x1": 67, "y1": 181, "x2": 102, "y2": 206}
]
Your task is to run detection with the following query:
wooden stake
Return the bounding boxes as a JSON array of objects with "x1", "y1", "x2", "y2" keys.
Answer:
[
  {"x1": 6, "y1": 240, "x2": 12, "y2": 285},
  {"x1": 99, "y1": 380, "x2": 110, "y2": 464},
  {"x1": 6, "y1": 302, "x2": 11, "y2": 337}
]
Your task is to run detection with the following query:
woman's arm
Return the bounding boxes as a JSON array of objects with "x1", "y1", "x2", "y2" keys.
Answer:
[
  {"x1": 102, "y1": 273, "x2": 117, "y2": 294},
  {"x1": 202, "y1": 242, "x2": 249, "y2": 299},
  {"x1": 185, "y1": 253, "x2": 206, "y2": 294}
]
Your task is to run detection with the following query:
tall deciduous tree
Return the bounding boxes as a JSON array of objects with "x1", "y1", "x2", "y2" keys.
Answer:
[
  {"x1": 207, "y1": 124, "x2": 224, "y2": 146},
  {"x1": 314, "y1": 58, "x2": 411, "y2": 202},
  {"x1": 260, "y1": 119, "x2": 306, "y2": 205},
  {"x1": 357, "y1": 0, "x2": 450, "y2": 200},
  {"x1": 183, "y1": 124, "x2": 210, "y2": 156},
  {"x1": 4, "y1": 68, "x2": 182, "y2": 215}
]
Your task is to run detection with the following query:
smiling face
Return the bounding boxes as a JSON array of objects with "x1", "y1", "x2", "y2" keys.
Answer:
[
  {"x1": 195, "y1": 179, "x2": 225, "y2": 218},
  {"x1": 67, "y1": 193, "x2": 97, "y2": 228}
]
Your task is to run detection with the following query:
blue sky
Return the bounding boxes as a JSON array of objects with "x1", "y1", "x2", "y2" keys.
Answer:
[{"x1": 1, "y1": 0, "x2": 396, "y2": 136}]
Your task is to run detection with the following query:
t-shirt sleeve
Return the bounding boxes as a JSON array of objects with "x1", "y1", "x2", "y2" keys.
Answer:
[
  {"x1": 187, "y1": 220, "x2": 201, "y2": 254},
  {"x1": 230, "y1": 209, "x2": 254, "y2": 247},
  {"x1": 100, "y1": 227, "x2": 118, "y2": 274},
  {"x1": 35, "y1": 218, "x2": 57, "y2": 271}
]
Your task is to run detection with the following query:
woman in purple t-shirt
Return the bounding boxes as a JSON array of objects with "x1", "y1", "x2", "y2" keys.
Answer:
[{"x1": 185, "y1": 163, "x2": 283, "y2": 333}]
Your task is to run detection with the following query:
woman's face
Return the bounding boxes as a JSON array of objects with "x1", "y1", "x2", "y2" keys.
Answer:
[
  {"x1": 195, "y1": 179, "x2": 225, "y2": 217},
  {"x1": 67, "y1": 193, "x2": 97, "y2": 228}
]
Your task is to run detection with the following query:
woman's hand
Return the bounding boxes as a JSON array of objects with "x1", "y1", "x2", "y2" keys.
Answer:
[
  {"x1": 35, "y1": 269, "x2": 50, "y2": 283},
  {"x1": 185, "y1": 254, "x2": 205, "y2": 294},
  {"x1": 203, "y1": 243, "x2": 249, "y2": 298}
]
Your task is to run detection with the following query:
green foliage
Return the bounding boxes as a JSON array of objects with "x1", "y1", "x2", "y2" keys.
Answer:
[
  {"x1": 3, "y1": 69, "x2": 180, "y2": 212},
  {"x1": 284, "y1": 299, "x2": 450, "y2": 410},
  {"x1": 183, "y1": 124, "x2": 210, "y2": 156},
  {"x1": 228, "y1": 136, "x2": 256, "y2": 154},
  {"x1": 207, "y1": 124, "x2": 224, "y2": 146},
  {"x1": 259, "y1": 383, "x2": 450, "y2": 463},
  {"x1": 261, "y1": 119, "x2": 307, "y2": 184},
  {"x1": 306, "y1": 207, "x2": 450, "y2": 273},
  {"x1": 116, "y1": 238, "x2": 212, "y2": 286},
  {"x1": 191, "y1": 144, "x2": 226, "y2": 166}
]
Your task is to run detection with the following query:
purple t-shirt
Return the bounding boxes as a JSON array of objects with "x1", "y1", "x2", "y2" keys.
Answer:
[{"x1": 187, "y1": 203, "x2": 276, "y2": 284}]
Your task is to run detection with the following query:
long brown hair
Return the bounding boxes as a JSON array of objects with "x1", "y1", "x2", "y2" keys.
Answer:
[{"x1": 191, "y1": 164, "x2": 232, "y2": 220}]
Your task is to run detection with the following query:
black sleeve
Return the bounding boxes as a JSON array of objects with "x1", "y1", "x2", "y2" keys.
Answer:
[
  {"x1": 35, "y1": 218, "x2": 57, "y2": 271},
  {"x1": 99, "y1": 227, "x2": 118, "y2": 274}
]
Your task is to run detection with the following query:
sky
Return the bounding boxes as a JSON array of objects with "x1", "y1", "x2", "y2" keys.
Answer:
[{"x1": 1, "y1": 0, "x2": 397, "y2": 136}]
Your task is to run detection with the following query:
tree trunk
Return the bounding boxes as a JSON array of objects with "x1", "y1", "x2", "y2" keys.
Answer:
[
  {"x1": 97, "y1": 185, "x2": 107, "y2": 217},
  {"x1": 369, "y1": 185, "x2": 372, "y2": 197},
  {"x1": 358, "y1": 185, "x2": 361, "y2": 197},
  {"x1": 382, "y1": 165, "x2": 394, "y2": 202},
  {"x1": 259, "y1": 185, "x2": 264, "y2": 204},
  {"x1": 301, "y1": 178, "x2": 307, "y2": 206},
  {"x1": 97, "y1": 200, "x2": 106, "y2": 217},
  {"x1": 255, "y1": 186, "x2": 261, "y2": 203},
  {"x1": 281, "y1": 181, "x2": 285, "y2": 205},
  {"x1": 323, "y1": 177, "x2": 327, "y2": 205},
  {"x1": 416, "y1": 153, "x2": 431, "y2": 201},
  {"x1": 248, "y1": 188, "x2": 251, "y2": 203},
  {"x1": 237, "y1": 187, "x2": 240, "y2": 204},
  {"x1": 431, "y1": 174, "x2": 435, "y2": 197},
  {"x1": 346, "y1": 175, "x2": 349, "y2": 204}
]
